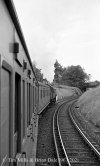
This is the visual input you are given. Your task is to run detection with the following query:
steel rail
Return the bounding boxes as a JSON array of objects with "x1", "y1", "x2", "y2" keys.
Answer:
[
  {"x1": 69, "y1": 103, "x2": 100, "y2": 159},
  {"x1": 53, "y1": 97, "x2": 77, "y2": 166},
  {"x1": 57, "y1": 108, "x2": 71, "y2": 166},
  {"x1": 53, "y1": 103, "x2": 62, "y2": 166}
]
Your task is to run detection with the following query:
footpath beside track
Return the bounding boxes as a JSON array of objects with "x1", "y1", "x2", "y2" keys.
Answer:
[{"x1": 53, "y1": 96, "x2": 100, "y2": 166}]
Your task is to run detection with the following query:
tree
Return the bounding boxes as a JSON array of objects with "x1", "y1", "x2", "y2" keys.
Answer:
[
  {"x1": 61, "y1": 65, "x2": 90, "y2": 91},
  {"x1": 85, "y1": 80, "x2": 100, "y2": 89},
  {"x1": 54, "y1": 60, "x2": 64, "y2": 83},
  {"x1": 33, "y1": 63, "x2": 43, "y2": 82},
  {"x1": 53, "y1": 61, "x2": 91, "y2": 91}
]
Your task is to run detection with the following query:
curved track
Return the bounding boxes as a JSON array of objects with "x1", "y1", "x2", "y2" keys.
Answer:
[{"x1": 53, "y1": 97, "x2": 100, "y2": 166}]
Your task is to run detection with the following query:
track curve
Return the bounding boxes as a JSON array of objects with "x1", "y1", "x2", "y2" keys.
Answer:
[{"x1": 53, "y1": 97, "x2": 100, "y2": 166}]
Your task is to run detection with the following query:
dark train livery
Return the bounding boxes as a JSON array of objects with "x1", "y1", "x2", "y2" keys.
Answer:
[{"x1": 0, "y1": 1, "x2": 56, "y2": 166}]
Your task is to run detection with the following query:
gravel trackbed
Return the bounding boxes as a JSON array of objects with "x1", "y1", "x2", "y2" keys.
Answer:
[{"x1": 36, "y1": 104, "x2": 58, "y2": 166}]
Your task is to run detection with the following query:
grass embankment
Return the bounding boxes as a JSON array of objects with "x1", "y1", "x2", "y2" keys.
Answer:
[
  {"x1": 77, "y1": 86, "x2": 100, "y2": 127},
  {"x1": 56, "y1": 87, "x2": 73, "y2": 100},
  {"x1": 54, "y1": 84, "x2": 81, "y2": 100}
]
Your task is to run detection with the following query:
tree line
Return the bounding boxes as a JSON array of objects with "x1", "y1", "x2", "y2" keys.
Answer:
[
  {"x1": 53, "y1": 60, "x2": 100, "y2": 92},
  {"x1": 32, "y1": 60, "x2": 100, "y2": 91},
  {"x1": 33, "y1": 62, "x2": 49, "y2": 83}
]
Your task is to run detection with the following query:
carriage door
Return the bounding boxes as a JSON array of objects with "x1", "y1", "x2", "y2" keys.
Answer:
[
  {"x1": 1, "y1": 68, "x2": 10, "y2": 166},
  {"x1": 15, "y1": 73, "x2": 21, "y2": 155}
]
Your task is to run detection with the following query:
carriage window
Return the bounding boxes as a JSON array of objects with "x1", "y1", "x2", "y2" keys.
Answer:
[
  {"x1": 41, "y1": 89, "x2": 42, "y2": 98},
  {"x1": 1, "y1": 68, "x2": 10, "y2": 163},
  {"x1": 43, "y1": 88, "x2": 45, "y2": 97},
  {"x1": 27, "y1": 83, "x2": 29, "y2": 127},
  {"x1": 15, "y1": 73, "x2": 21, "y2": 153},
  {"x1": 29, "y1": 83, "x2": 31, "y2": 125},
  {"x1": 35, "y1": 87, "x2": 37, "y2": 105},
  {"x1": 29, "y1": 84, "x2": 32, "y2": 123},
  {"x1": 33, "y1": 86, "x2": 34, "y2": 112},
  {"x1": 23, "y1": 80, "x2": 25, "y2": 138}
]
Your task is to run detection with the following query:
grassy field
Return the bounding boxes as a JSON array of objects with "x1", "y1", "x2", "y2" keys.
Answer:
[
  {"x1": 56, "y1": 87, "x2": 73, "y2": 100},
  {"x1": 77, "y1": 86, "x2": 100, "y2": 127},
  {"x1": 54, "y1": 84, "x2": 81, "y2": 100}
]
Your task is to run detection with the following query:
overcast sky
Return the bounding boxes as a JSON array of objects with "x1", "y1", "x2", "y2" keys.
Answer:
[{"x1": 13, "y1": 0, "x2": 100, "y2": 82}]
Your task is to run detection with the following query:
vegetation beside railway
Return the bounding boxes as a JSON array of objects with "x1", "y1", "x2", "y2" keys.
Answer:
[
  {"x1": 77, "y1": 85, "x2": 100, "y2": 127},
  {"x1": 73, "y1": 85, "x2": 100, "y2": 150},
  {"x1": 54, "y1": 97, "x2": 100, "y2": 165},
  {"x1": 53, "y1": 60, "x2": 90, "y2": 92},
  {"x1": 53, "y1": 83, "x2": 81, "y2": 100}
]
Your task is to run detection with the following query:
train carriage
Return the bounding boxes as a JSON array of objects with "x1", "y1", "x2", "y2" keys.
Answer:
[
  {"x1": 0, "y1": 0, "x2": 38, "y2": 166},
  {"x1": 38, "y1": 82, "x2": 50, "y2": 114},
  {"x1": 49, "y1": 85, "x2": 57, "y2": 103},
  {"x1": 0, "y1": 1, "x2": 57, "y2": 166}
]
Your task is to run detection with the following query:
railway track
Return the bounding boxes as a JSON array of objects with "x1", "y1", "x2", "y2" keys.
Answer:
[{"x1": 53, "y1": 97, "x2": 100, "y2": 166}]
